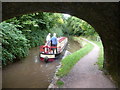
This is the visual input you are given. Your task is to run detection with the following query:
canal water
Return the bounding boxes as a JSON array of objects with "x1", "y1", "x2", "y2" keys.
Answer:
[{"x1": 2, "y1": 38, "x2": 81, "y2": 88}]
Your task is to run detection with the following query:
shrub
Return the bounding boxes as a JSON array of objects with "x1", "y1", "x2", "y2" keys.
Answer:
[{"x1": 0, "y1": 22, "x2": 30, "y2": 65}]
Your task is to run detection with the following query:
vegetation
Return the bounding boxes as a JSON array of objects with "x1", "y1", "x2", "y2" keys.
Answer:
[
  {"x1": 63, "y1": 16, "x2": 98, "y2": 38},
  {"x1": 56, "y1": 37, "x2": 94, "y2": 77},
  {"x1": 1, "y1": 12, "x2": 105, "y2": 88},
  {"x1": 56, "y1": 80, "x2": 64, "y2": 87},
  {"x1": 82, "y1": 37, "x2": 104, "y2": 69},
  {"x1": 5, "y1": 12, "x2": 64, "y2": 47},
  {"x1": 94, "y1": 41, "x2": 104, "y2": 70},
  {"x1": 1, "y1": 22, "x2": 30, "y2": 65},
  {"x1": 1, "y1": 12, "x2": 65, "y2": 65},
  {"x1": 1, "y1": 12, "x2": 102, "y2": 66}
]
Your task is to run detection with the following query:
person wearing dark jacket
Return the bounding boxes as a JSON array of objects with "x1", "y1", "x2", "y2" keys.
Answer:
[{"x1": 51, "y1": 33, "x2": 57, "y2": 54}]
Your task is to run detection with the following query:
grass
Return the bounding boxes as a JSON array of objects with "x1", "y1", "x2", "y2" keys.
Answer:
[
  {"x1": 82, "y1": 36, "x2": 104, "y2": 70},
  {"x1": 93, "y1": 41, "x2": 104, "y2": 70},
  {"x1": 56, "y1": 37, "x2": 94, "y2": 78},
  {"x1": 56, "y1": 80, "x2": 64, "y2": 87}
]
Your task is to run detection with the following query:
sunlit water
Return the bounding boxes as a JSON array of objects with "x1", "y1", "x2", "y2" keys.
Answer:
[{"x1": 2, "y1": 38, "x2": 81, "y2": 88}]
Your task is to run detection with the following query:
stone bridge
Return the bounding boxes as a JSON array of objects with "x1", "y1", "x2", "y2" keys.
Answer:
[{"x1": 2, "y1": 2, "x2": 120, "y2": 88}]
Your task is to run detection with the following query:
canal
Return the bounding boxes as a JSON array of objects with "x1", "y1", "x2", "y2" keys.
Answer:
[{"x1": 2, "y1": 38, "x2": 82, "y2": 88}]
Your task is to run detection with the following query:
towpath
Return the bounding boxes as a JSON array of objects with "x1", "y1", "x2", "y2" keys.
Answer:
[{"x1": 61, "y1": 38, "x2": 115, "y2": 88}]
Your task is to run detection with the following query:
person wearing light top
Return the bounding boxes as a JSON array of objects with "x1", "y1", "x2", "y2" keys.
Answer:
[
  {"x1": 45, "y1": 33, "x2": 51, "y2": 46},
  {"x1": 45, "y1": 33, "x2": 51, "y2": 53}
]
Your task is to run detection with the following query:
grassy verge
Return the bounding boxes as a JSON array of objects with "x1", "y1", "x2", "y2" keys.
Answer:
[
  {"x1": 56, "y1": 37, "x2": 94, "y2": 78},
  {"x1": 93, "y1": 41, "x2": 104, "y2": 70},
  {"x1": 82, "y1": 36, "x2": 104, "y2": 70},
  {"x1": 56, "y1": 80, "x2": 64, "y2": 88}
]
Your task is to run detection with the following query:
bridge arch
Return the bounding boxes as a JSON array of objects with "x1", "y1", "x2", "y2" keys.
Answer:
[{"x1": 2, "y1": 2, "x2": 120, "y2": 87}]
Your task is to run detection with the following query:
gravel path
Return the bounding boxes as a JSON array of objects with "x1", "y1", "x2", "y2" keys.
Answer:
[{"x1": 61, "y1": 38, "x2": 115, "y2": 88}]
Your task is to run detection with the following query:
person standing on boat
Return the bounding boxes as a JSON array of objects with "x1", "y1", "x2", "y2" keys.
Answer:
[
  {"x1": 51, "y1": 33, "x2": 58, "y2": 54},
  {"x1": 45, "y1": 33, "x2": 51, "y2": 53},
  {"x1": 46, "y1": 33, "x2": 51, "y2": 46}
]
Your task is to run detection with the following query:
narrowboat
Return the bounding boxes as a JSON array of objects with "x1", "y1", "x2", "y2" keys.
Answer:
[{"x1": 39, "y1": 37, "x2": 68, "y2": 62}]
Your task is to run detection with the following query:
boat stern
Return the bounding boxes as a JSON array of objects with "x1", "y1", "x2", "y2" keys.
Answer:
[{"x1": 39, "y1": 53, "x2": 55, "y2": 62}]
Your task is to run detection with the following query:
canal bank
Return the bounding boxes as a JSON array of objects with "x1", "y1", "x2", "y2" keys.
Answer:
[{"x1": 48, "y1": 37, "x2": 93, "y2": 88}]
